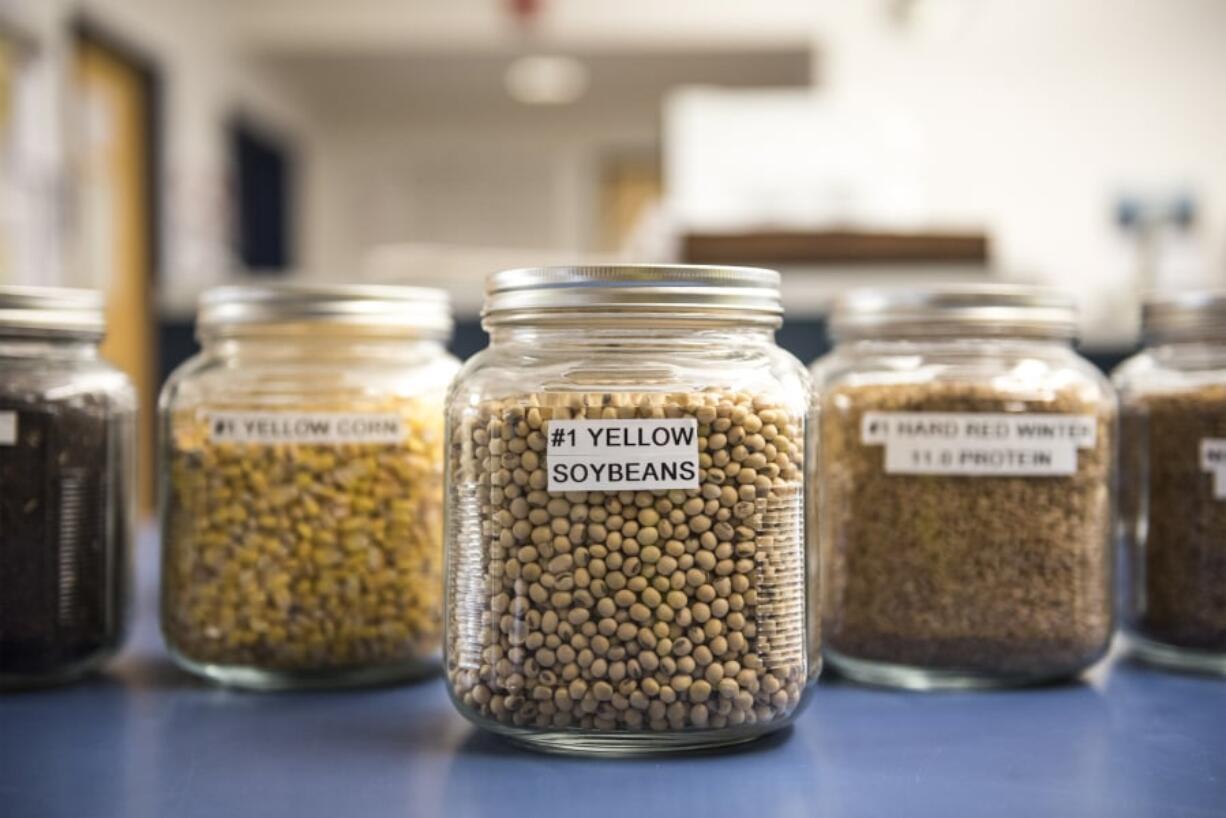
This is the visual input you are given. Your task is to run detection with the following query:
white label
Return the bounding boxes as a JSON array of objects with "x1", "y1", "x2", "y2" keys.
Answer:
[
  {"x1": 206, "y1": 412, "x2": 404, "y2": 445},
  {"x1": 546, "y1": 418, "x2": 700, "y2": 491},
  {"x1": 1200, "y1": 438, "x2": 1226, "y2": 500},
  {"x1": 0, "y1": 411, "x2": 15, "y2": 445},
  {"x1": 861, "y1": 412, "x2": 1097, "y2": 476}
]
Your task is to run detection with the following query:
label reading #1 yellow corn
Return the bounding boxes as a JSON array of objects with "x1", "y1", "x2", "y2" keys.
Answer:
[{"x1": 206, "y1": 411, "x2": 404, "y2": 445}]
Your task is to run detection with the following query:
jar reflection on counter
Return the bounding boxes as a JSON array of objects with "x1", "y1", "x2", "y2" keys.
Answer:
[
  {"x1": 1115, "y1": 290, "x2": 1226, "y2": 674},
  {"x1": 444, "y1": 266, "x2": 817, "y2": 755},
  {"x1": 159, "y1": 285, "x2": 459, "y2": 689},
  {"x1": 0, "y1": 287, "x2": 136, "y2": 689},
  {"x1": 812, "y1": 286, "x2": 1116, "y2": 689}
]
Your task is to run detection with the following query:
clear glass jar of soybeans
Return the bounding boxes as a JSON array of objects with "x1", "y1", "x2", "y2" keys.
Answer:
[
  {"x1": 160, "y1": 285, "x2": 459, "y2": 689},
  {"x1": 1115, "y1": 291, "x2": 1226, "y2": 674},
  {"x1": 445, "y1": 266, "x2": 817, "y2": 754},
  {"x1": 812, "y1": 285, "x2": 1116, "y2": 689}
]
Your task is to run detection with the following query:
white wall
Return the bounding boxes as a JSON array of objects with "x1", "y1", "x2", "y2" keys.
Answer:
[
  {"x1": 0, "y1": 0, "x2": 74, "y2": 283},
  {"x1": 243, "y1": 0, "x2": 1226, "y2": 344},
  {"x1": 223, "y1": 0, "x2": 820, "y2": 284},
  {"x1": 308, "y1": 112, "x2": 657, "y2": 279},
  {"x1": 806, "y1": 0, "x2": 1226, "y2": 342},
  {"x1": 0, "y1": 0, "x2": 323, "y2": 310},
  {"x1": 81, "y1": 0, "x2": 326, "y2": 311}
]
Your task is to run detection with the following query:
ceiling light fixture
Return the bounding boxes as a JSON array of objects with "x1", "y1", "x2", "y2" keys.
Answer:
[{"x1": 505, "y1": 55, "x2": 589, "y2": 105}]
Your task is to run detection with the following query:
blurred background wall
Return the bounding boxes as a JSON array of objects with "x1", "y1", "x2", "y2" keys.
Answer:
[{"x1": 0, "y1": 0, "x2": 1224, "y2": 509}]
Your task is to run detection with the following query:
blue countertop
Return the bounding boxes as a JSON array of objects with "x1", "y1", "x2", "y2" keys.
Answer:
[{"x1": 4, "y1": 538, "x2": 1226, "y2": 818}]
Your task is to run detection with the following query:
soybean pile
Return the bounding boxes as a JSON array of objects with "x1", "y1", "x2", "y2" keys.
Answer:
[
  {"x1": 162, "y1": 400, "x2": 446, "y2": 673},
  {"x1": 819, "y1": 382, "x2": 1114, "y2": 677},
  {"x1": 446, "y1": 391, "x2": 809, "y2": 734}
]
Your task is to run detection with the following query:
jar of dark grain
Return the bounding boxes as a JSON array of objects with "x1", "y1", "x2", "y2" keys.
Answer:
[
  {"x1": 0, "y1": 287, "x2": 136, "y2": 689},
  {"x1": 159, "y1": 285, "x2": 458, "y2": 689},
  {"x1": 445, "y1": 266, "x2": 817, "y2": 754},
  {"x1": 812, "y1": 285, "x2": 1115, "y2": 689},
  {"x1": 1115, "y1": 291, "x2": 1226, "y2": 674}
]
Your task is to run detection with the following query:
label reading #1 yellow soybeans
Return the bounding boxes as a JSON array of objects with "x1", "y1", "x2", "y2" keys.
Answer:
[{"x1": 545, "y1": 417, "x2": 700, "y2": 491}]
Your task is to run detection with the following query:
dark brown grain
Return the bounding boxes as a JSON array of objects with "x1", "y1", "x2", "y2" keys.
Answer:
[{"x1": 1122, "y1": 385, "x2": 1226, "y2": 651}]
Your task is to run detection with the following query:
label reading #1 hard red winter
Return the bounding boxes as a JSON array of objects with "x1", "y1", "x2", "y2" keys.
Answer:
[{"x1": 861, "y1": 412, "x2": 1097, "y2": 477}]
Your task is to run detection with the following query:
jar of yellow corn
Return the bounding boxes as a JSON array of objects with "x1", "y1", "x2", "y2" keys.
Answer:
[{"x1": 159, "y1": 285, "x2": 458, "y2": 689}]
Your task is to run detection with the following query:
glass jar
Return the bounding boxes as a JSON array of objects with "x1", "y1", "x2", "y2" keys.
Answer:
[
  {"x1": 812, "y1": 285, "x2": 1115, "y2": 689},
  {"x1": 1115, "y1": 291, "x2": 1226, "y2": 674},
  {"x1": 159, "y1": 285, "x2": 459, "y2": 689},
  {"x1": 445, "y1": 266, "x2": 816, "y2": 755},
  {"x1": 0, "y1": 287, "x2": 136, "y2": 689}
]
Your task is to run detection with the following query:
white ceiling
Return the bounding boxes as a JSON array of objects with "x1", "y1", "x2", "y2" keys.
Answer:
[
  {"x1": 221, "y1": 0, "x2": 820, "y2": 55},
  {"x1": 258, "y1": 48, "x2": 813, "y2": 120}
]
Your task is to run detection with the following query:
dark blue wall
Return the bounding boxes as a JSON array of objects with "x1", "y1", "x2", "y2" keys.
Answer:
[{"x1": 158, "y1": 316, "x2": 1135, "y2": 386}]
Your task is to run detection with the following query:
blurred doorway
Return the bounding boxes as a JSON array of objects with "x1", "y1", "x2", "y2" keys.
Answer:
[
  {"x1": 231, "y1": 118, "x2": 294, "y2": 272},
  {"x1": 600, "y1": 151, "x2": 661, "y2": 252},
  {"x1": 73, "y1": 20, "x2": 160, "y2": 515}
]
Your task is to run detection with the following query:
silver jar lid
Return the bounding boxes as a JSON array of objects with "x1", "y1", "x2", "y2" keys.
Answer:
[
  {"x1": 197, "y1": 284, "x2": 453, "y2": 338},
  {"x1": 0, "y1": 285, "x2": 106, "y2": 338},
  {"x1": 829, "y1": 284, "x2": 1078, "y2": 341},
  {"x1": 1142, "y1": 290, "x2": 1226, "y2": 343},
  {"x1": 483, "y1": 265, "x2": 783, "y2": 324}
]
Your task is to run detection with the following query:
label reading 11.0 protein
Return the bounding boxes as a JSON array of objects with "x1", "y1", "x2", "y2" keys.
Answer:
[
  {"x1": 1200, "y1": 439, "x2": 1226, "y2": 500},
  {"x1": 546, "y1": 418, "x2": 699, "y2": 492},
  {"x1": 206, "y1": 412, "x2": 403, "y2": 445},
  {"x1": 861, "y1": 412, "x2": 1097, "y2": 476},
  {"x1": 0, "y1": 411, "x2": 15, "y2": 445}
]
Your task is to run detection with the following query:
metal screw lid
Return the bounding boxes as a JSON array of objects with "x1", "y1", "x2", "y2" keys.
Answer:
[
  {"x1": 829, "y1": 283, "x2": 1079, "y2": 341},
  {"x1": 1142, "y1": 290, "x2": 1226, "y2": 343},
  {"x1": 482, "y1": 265, "x2": 783, "y2": 325},
  {"x1": 197, "y1": 283, "x2": 453, "y2": 339},
  {"x1": 0, "y1": 285, "x2": 106, "y2": 339}
]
